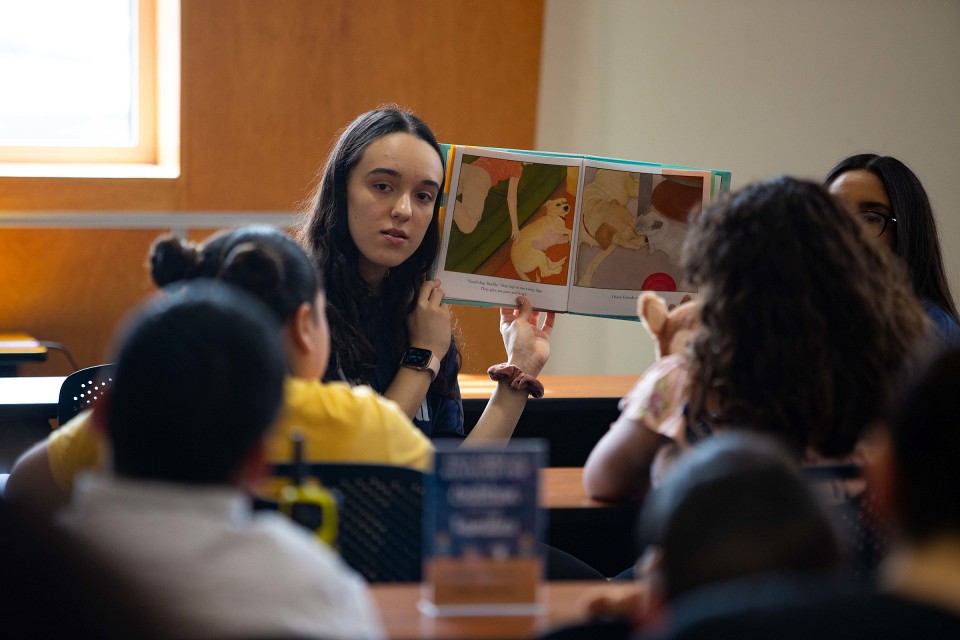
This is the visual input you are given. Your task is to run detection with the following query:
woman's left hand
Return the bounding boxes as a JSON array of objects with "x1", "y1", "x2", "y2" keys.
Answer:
[{"x1": 499, "y1": 296, "x2": 554, "y2": 377}]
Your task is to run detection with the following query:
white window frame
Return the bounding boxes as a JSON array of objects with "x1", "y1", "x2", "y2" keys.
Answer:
[{"x1": 0, "y1": 0, "x2": 180, "y2": 178}]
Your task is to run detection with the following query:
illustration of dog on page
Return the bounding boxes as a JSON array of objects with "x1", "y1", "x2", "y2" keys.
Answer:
[
  {"x1": 576, "y1": 168, "x2": 704, "y2": 292},
  {"x1": 445, "y1": 156, "x2": 579, "y2": 285}
]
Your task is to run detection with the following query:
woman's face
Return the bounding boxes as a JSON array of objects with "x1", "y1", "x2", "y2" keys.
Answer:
[
  {"x1": 828, "y1": 169, "x2": 897, "y2": 252},
  {"x1": 345, "y1": 132, "x2": 444, "y2": 288}
]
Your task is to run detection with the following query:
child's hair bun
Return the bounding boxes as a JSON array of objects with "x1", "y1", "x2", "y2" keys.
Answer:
[
  {"x1": 219, "y1": 242, "x2": 285, "y2": 309},
  {"x1": 150, "y1": 234, "x2": 201, "y2": 287}
]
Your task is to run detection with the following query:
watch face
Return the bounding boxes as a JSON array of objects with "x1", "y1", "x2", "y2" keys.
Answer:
[{"x1": 402, "y1": 347, "x2": 432, "y2": 368}]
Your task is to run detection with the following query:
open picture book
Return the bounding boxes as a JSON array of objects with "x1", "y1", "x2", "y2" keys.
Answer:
[{"x1": 436, "y1": 145, "x2": 732, "y2": 319}]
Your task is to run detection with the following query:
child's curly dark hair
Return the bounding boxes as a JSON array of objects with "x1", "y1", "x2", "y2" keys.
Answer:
[{"x1": 682, "y1": 176, "x2": 928, "y2": 457}]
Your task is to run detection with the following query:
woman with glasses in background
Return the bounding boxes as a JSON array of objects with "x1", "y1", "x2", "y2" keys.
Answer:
[{"x1": 827, "y1": 154, "x2": 959, "y2": 344}]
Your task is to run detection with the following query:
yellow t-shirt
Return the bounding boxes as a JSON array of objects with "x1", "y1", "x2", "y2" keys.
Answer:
[
  {"x1": 46, "y1": 378, "x2": 434, "y2": 493},
  {"x1": 257, "y1": 378, "x2": 434, "y2": 497},
  {"x1": 266, "y1": 378, "x2": 433, "y2": 470},
  {"x1": 47, "y1": 410, "x2": 102, "y2": 493}
]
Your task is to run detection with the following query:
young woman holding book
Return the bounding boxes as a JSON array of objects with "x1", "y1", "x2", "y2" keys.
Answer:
[
  {"x1": 826, "y1": 153, "x2": 959, "y2": 344},
  {"x1": 298, "y1": 106, "x2": 554, "y2": 442},
  {"x1": 584, "y1": 177, "x2": 929, "y2": 503}
]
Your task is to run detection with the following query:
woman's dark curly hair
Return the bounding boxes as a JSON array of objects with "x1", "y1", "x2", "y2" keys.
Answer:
[
  {"x1": 297, "y1": 106, "x2": 458, "y2": 391},
  {"x1": 682, "y1": 176, "x2": 928, "y2": 457}
]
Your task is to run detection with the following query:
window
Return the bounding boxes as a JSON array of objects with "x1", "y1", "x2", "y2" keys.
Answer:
[{"x1": 0, "y1": 0, "x2": 179, "y2": 176}]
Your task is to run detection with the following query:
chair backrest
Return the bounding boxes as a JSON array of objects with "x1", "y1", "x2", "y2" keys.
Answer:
[
  {"x1": 800, "y1": 462, "x2": 861, "y2": 482},
  {"x1": 801, "y1": 462, "x2": 885, "y2": 583},
  {"x1": 57, "y1": 364, "x2": 117, "y2": 426},
  {"x1": 268, "y1": 462, "x2": 425, "y2": 583}
]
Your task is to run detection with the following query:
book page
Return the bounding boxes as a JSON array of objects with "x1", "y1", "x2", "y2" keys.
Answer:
[
  {"x1": 436, "y1": 146, "x2": 581, "y2": 312},
  {"x1": 568, "y1": 159, "x2": 713, "y2": 318}
]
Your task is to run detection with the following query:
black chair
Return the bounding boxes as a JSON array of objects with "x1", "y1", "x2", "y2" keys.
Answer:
[
  {"x1": 799, "y1": 462, "x2": 887, "y2": 583},
  {"x1": 616, "y1": 462, "x2": 876, "y2": 584},
  {"x1": 542, "y1": 543, "x2": 606, "y2": 580},
  {"x1": 57, "y1": 364, "x2": 117, "y2": 426},
  {"x1": 268, "y1": 462, "x2": 425, "y2": 583},
  {"x1": 800, "y1": 462, "x2": 861, "y2": 482},
  {"x1": 262, "y1": 462, "x2": 605, "y2": 583},
  {"x1": 539, "y1": 618, "x2": 633, "y2": 640}
]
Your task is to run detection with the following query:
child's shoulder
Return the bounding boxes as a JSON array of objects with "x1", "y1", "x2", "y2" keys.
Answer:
[{"x1": 286, "y1": 377, "x2": 410, "y2": 422}]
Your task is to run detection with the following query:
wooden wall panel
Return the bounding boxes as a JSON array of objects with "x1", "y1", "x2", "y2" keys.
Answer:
[
  {"x1": 180, "y1": 0, "x2": 544, "y2": 209},
  {"x1": 2, "y1": 229, "x2": 164, "y2": 375},
  {"x1": 1, "y1": 0, "x2": 544, "y2": 375}
]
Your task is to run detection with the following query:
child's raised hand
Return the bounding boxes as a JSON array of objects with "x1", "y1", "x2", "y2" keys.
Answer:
[
  {"x1": 499, "y1": 296, "x2": 554, "y2": 377},
  {"x1": 406, "y1": 280, "x2": 452, "y2": 355}
]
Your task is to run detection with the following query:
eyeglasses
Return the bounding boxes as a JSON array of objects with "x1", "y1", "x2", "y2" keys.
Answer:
[{"x1": 856, "y1": 210, "x2": 897, "y2": 238}]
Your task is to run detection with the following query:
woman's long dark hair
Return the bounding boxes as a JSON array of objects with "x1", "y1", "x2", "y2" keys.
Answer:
[
  {"x1": 683, "y1": 177, "x2": 928, "y2": 457},
  {"x1": 298, "y1": 106, "x2": 458, "y2": 390},
  {"x1": 826, "y1": 154, "x2": 959, "y2": 325}
]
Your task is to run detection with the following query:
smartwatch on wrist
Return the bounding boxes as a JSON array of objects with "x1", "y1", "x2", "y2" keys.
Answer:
[{"x1": 400, "y1": 347, "x2": 441, "y2": 381}]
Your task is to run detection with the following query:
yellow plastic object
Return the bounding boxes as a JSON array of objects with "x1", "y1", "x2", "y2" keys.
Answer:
[{"x1": 279, "y1": 481, "x2": 339, "y2": 548}]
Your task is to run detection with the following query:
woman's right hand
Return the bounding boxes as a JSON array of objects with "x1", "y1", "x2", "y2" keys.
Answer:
[
  {"x1": 406, "y1": 279, "x2": 453, "y2": 355},
  {"x1": 500, "y1": 295, "x2": 554, "y2": 377}
]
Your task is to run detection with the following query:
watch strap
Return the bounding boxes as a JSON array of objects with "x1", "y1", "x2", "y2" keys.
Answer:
[{"x1": 424, "y1": 353, "x2": 441, "y2": 381}]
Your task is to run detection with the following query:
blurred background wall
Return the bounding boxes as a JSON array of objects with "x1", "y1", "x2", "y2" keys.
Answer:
[
  {"x1": 538, "y1": 0, "x2": 960, "y2": 375},
  {"x1": 3, "y1": 0, "x2": 958, "y2": 380},
  {"x1": 1, "y1": 0, "x2": 544, "y2": 375}
]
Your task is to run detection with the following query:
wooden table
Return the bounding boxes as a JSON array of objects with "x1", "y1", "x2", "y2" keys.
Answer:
[
  {"x1": 539, "y1": 467, "x2": 639, "y2": 578},
  {"x1": 0, "y1": 376, "x2": 63, "y2": 421},
  {"x1": 0, "y1": 333, "x2": 48, "y2": 377},
  {"x1": 540, "y1": 466, "x2": 627, "y2": 510},
  {"x1": 459, "y1": 374, "x2": 636, "y2": 401},
  {"x1": 0, "y1": 375, "x2": 63, "y2": 472},
  {"x1": 371, "y1": 580, "x2": 641, "y2": 640},
  {"x1": 460, "y1": 374, "x2": 636, "y2": 467}
]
